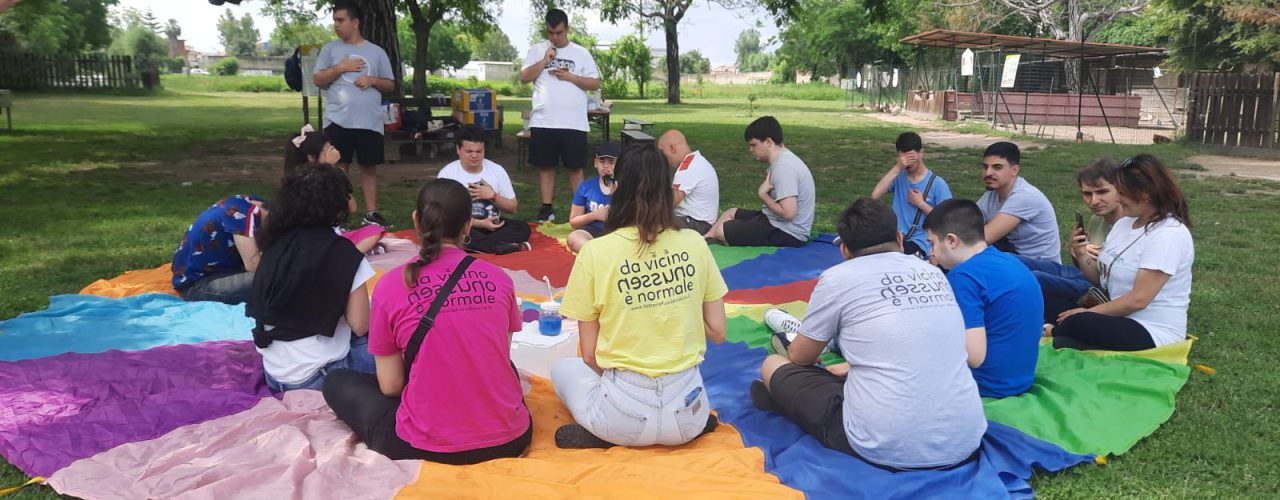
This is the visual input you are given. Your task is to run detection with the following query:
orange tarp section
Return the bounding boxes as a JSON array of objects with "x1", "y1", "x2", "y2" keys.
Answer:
[
  {"x1": 79, "y1": 264, "x2": 179, "y2": 298},
  {"x1": 397, "y1": 377, "x2": 802, "y2": 499}
]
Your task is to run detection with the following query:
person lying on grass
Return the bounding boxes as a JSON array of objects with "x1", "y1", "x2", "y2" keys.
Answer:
[
  {"x1": 551, "y1": 143, "x2": 728, "y2": 449},
  {"x1": 247, "y1": 163, "x2": 376, "y2": 392},
  {"x1": 323, "y1": 178, "x2": 532, "y2": 464},
  {"x1": 754, "y1": 198, "x2": 986, "y2": 470}
]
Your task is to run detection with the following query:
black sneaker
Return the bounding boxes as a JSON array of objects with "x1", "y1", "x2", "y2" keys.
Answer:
[
  {"x1": 749, "y1": 379, "x2": 779, "y2": 412},
  {"x1": 770, "y1": 332, "x2": 792, "y2": 357},
  {"x1": 537, "y1": 205, "x2": 556, "y2": 223},
  {"x1": 493, "y1": 242, "x2": 521, "y2": 255},
  {"x1": 554, "y1": 424, "x2": 614, "y2": 449},
  {"x1": 362, "y1": 210, "x2": 391, "y2": 228},
  {"x1": 701, "y1": 413, "x2": 720, "y2": 435}
]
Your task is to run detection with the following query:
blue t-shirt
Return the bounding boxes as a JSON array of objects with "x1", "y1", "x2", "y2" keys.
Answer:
[
  {"x1": 947, "y1": 247, "x2": 1043, "y2": 398},
  {"x1": 171, "y1": 195, "x2": 263, "y2": 290},
  {"x1": 888, "y1": 169, "x2": 951, "y2": 253},
  {"x1": 573, "y1": 176, "x2": 612, "y2": 233}
]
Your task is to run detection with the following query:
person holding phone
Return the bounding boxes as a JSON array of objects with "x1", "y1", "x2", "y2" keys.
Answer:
[
  {"x1": 566, "y1": 142, "x2": 619, "y2": 253},
  {"x1": 519, "y1": 8, "x2": 601, "y2": 224},
  {"x1": 436, "y1": 125, "x2": 531, "y2": 255},
  {"x1": 1013, "y1": 158, "x2": 1125, "y2": 322}
]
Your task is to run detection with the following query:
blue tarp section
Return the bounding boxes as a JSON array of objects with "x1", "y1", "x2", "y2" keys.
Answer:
[
  {"x1": 701, "y1": 340, "x2": 1095, "y2": 498},
  {"x1": 0, "y1": 294, "x2": 253, "y2": 361},
  {"x1": 718, "y1": 234, "x2": 845, "y2": 291}
]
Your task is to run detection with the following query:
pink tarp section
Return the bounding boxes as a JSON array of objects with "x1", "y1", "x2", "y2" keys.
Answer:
[
  {"x1": 0, "y1": 341, "x2": 274, "y2": 477},
  {"x1": 47, "y1": 391, "x2": 421, "y2": 500}
]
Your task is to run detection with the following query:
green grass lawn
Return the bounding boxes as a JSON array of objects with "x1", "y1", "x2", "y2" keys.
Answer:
[{"x1": 1, "y1": 89, "x2": 1278, "y2": 498}]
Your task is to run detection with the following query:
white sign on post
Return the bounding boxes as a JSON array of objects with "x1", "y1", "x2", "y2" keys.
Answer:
[
  {"x1": 961, "y1": 49, "x2": 974, "y2": 76},
  {"x1": 892, "y1": 68, "x2": 899, "y2": 87},
  {"x1": 1000, "y1": 54, "x2": 1021, "y2": 88},
  {"x1": 300, "y1": 44, "x2": 326, "y2": 98}
]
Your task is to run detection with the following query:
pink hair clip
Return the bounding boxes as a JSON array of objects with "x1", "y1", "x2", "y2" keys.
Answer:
[{"x1": 291, "y1": 124, "x2": 316, "y2": 149}]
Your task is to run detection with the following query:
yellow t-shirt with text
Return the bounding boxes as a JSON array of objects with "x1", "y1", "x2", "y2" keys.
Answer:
[{"x1": 561, "y1": 227, "x2": 728, "y2": 377}]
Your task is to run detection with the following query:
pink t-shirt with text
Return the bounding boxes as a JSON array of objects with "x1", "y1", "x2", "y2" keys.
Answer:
[{"x1": 369, "y1": 247, "x2": 528, "y2": 452}]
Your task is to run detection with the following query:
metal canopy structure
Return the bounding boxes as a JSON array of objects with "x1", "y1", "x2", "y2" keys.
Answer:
[{"x1": 900, "y1": 29, "x2": 1166, "y2": 62}]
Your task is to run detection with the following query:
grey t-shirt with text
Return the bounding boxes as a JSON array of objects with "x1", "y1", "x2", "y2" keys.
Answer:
[
  {"x1": 977, "y1": 176, "x2": 1062, "y2": 263},
  {"x1": 799, "y1": 251, "x2": 987, "y2": 469},
  {"x1": 763, "y1": 149, "x2": 816, "y2": 241},
  {"x1": 316, "y1": 40, "x2": 394, "y2": 134}
]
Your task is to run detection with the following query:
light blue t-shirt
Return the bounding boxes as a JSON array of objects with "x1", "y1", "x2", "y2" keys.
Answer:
[
  {"x1": 977, "y1": 177, "x2": 1061, "y2": 263},
  {"x1": 316, "y1": 40, "x2": 394, "y2": 134},
  {"x1": 799, "y1": 251, "x2": 986, "y2": 469},
  {"x1": 888, "y1": 169, "x2": 952, "y2": 253},
  {"x1": 948, "y1": 247, "x2": 1043, "y2": 398},
  {"x1": 763, "y1": 149, "x2": 815, "y2": 241},
  {"x1": 573, "y1": 176, "x2": 612, "y2": 233}
]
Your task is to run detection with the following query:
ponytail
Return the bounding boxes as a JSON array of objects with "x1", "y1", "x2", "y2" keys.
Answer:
[{"x1": 402, "y1": 179, "x2": 473, "y2": 287}]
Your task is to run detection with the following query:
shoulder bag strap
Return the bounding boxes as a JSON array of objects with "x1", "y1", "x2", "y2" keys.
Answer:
[
  {"x1": 903, "y1": 173, "x2": 938, "y2": 241},
  {"x1": 403, "y1": 255, "x2": 476, "y2": 380}
]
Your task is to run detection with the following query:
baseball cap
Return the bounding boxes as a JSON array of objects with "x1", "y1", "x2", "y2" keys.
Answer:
[{"x1": 595, "y1": 142, "x2": 620, "y2": 159}]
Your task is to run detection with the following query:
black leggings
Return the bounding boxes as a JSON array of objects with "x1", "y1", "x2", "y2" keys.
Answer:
[
  {"x1": 1052, "y1": 312, "x2": 1156, "y2": 351},
  {"x1": 322, "y1": 369, "x2": 533, "y2": 464},
  {"x1": 466, "y1": 219, "x2": 532, "y2": 253}
]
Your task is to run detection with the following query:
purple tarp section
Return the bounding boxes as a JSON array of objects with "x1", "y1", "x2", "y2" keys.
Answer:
[{"x1": 0, "y1": 340, "x2": 274, "y2": 477}]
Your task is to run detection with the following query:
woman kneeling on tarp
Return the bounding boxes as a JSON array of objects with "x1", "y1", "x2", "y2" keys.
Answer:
[{"x1": 551, "y1": 143, "x2": 729, "y2": 449}]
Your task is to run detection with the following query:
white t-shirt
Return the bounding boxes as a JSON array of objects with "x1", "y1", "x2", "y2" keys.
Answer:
[
  {"x1": 672, "y1": 151, "x2": 720, "y2": 225},
  {"x1": 257, "y1": 258, "x2": 375, "y2": 384},
  {"x1": 1099, "y1": 216, "x2": 1194, "y2": 346},
  {"x1": 437, "y1": 159, "x2": 517, "y2": 219},
  {"x1": 523, "y1": 41, "x2": 599, "y2": 132},
  {"x1": 800, "y1": 252, "x2": 986, "y2": 469}
]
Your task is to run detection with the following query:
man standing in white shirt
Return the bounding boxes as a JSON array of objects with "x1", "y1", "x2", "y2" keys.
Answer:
[
  {"x1": 519, "y1": 8, "x2": 601, "y2": 224},
  {"x1": 436, "y1": 126, "x2": 531, "y2": 255},
  {"x1": 658, "y1": 129, "x2": 720, "y2": 235}
]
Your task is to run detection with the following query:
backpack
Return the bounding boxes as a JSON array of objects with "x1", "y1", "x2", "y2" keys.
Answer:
[{"x1": 284, "y1": 48, "x2": 303, "y2": 92}]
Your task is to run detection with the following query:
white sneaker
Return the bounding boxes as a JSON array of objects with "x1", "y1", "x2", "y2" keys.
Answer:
[{"x1": 764, "y1": 308, "x2": 801, "y2": 338}]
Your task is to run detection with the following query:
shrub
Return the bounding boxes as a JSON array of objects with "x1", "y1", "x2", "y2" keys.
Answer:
[{"x1": 213, "y1": 57, "x2": 240, "y2": 77}]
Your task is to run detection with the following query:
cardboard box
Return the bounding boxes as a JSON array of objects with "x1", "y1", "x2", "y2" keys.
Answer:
[
  {"x1": 452, "y1": 88, "x2": 496, "y2": 112},
  {"x1": 453, "y1": 109, "x2": 498, "y2": 129}
]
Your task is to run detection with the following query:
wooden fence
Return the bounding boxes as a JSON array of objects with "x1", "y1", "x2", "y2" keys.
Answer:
[
  {"x1": 1186, "y1": 72, "x2": 1279, "y2": 149},
  {"x1": 0, "y1": 53, "x2": 139, "y2": 90}
]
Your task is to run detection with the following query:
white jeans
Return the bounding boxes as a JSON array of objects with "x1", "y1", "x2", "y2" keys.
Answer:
[{"x1": 551, "y1": 358, "x2": 711, "y2": 447}]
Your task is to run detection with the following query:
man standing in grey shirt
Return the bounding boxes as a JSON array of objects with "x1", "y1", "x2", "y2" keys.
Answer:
[
  {"x1": 313, "y1": 2, "x2": 395, "y2": 228},
  {"x1": 751, "y1": 198, "x2": 986, "y2": 470},
  {"x1": 977, "y1": 142, "x2": 1061, "y2": 263},
  {"x1": 706, "y1": 116, "x2": 815, "y2": 247}
]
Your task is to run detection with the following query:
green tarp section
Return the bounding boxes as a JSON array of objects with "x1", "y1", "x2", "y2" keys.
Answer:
[{"x1": 711, "y1": 245, "x2": 780, "y2": 269}]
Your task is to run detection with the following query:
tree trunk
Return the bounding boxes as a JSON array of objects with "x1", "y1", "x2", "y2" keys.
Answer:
[
  {"x1": 664, "y1": 17, "x2": 680, "y2": 104},
  {"x1": 356, "y1": 0, "x2": 403, "y2": 97},
  {"x1": 410, "y1": 17, "x2": 433, "y2": 99},
  {"x1": 1064, "y1": 0, "x2": 1083, "y2": 95}
]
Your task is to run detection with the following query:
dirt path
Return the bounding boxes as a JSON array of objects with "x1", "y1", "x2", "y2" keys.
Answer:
[{"x1": 1186, "y1": 155, "x2": 1280, "y2": 182}]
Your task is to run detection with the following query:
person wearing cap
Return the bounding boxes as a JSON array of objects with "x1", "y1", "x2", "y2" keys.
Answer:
[
  {"x1": 657, "y1": 129, "x2": 721, "y2": 235},
  {"x1": 436, "y1": 125, "x2": 532, "y2": 255},
  {"x1": 566, "y1": 142, "x2": 618, "y2": 253},
  {"x1": 751, "y1": 198, "x2": 985, "y2": 470}
]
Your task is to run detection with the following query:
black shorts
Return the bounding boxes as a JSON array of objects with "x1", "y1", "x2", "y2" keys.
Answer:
[
  {"x1": 529, "y1": 127, "x2": 588, "y2": 169},
  {"x1": 722, "y1": 209, "x2": 806, "y2": 247},
  {"x1": 325, "y1": 123, "x2": 385, "y2": 166},
  {"x1": 677, "y1": 215, "x2": 713, "y2": 235},
  {"x1": 580, "y1": 224, "x2": 604, "y2": 238},
  {"x1": 766, "y1": 363, "x2": 981, "y2": 472}
]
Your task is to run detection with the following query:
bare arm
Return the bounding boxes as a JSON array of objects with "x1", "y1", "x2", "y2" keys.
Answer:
[
  {"x1": 786, "y1": 334, "x2": 827, "y2": 366},
  {"x1": 984, "y1": 213, "x2": 1021, "y2": 245},
  {"x1": 871, "y1": 164, "x2": 902, "y2": 200},
  {"x1": 562, "y1": 72, "x2": 601, "y2": 91},
  {"x1": 345, "y1": 284, "x2": 370, "y2": 336},
  {"x1": 673, "y1": 188, "x2": 687, "y2": 207},
  {"x1": 1068, "y1": 227, "x2": 1102, "y2": 285},
  {"x1": 493, "y1": 192, "x2": 518, "y2": 214},
  {"x1": 762, "y1": 196, "x2": 799, "y2": 221},
  {"x1": 578, "y1": 319, "x2": 602, "y2": 375},
  {"x1": 702, "y1": 299, "x2": 726, "y2": 344},
  {"x1": 374, "y1": 354, "x2": 405, "y2": 397},
  {"x1": 520, "y1": 47, "x2": 553, "y2": 83},
  {"x1": 569, "y1": 204, "x2": 605, "y2": 229},
  {"x1": 232, "y1": 235, "x2": 261, "y2": 272},
  {"x1": 965, "y1": 327, "x2": 987, "y2": 368}
]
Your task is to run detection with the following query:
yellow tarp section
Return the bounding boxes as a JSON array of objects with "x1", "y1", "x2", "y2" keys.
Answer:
[
  {"x1": 396, "y1": 377, "x2": 802, "y2": 499},
  {"x1": 535, "y1": 222, "x2": 575, "y2": 250},
  {"x1": 1038, "y1": 337, "x2": 1195, "y2": 366},
  {"x1": 79, "y1": 264, "x2": 179, "y2": 298}
]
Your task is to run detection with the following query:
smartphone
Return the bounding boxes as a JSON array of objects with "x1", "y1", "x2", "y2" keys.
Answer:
[{"x1": 1074, "y1": 211, "x2": 1087, "y2": 237}]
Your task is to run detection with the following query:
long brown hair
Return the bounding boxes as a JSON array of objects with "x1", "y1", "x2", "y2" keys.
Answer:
[
  {"x1": 1116, "y1": 154, "x2": 1192, "y2": 229},
  {"x1": 605, "y1": 143, "x2": 676, "y2": 250},
  {"x1": 403, "y1": 179, "x2": 472, "y2": 287}
]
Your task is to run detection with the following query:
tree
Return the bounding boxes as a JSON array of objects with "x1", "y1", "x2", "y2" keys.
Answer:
[
  {"x1": 612, "y1": 34, "x2": 652, "y2": 95},
  {"x1": 679, "y1": 49, "x2": 710, "y2": 75},
  {"x1": 141, "y1": 8, "x2": 161, "y2": 33},
  {"x1": 599, "y1": 0, "x2": 749, "y2": 104},
  {"x1": 463, "y1": 28, "x2": 518, "y2": 61},
  {"x1": 218, "y1": 9, "x2": 260, "y2": 57},
  {"x1": 734, "y1": 28, "x2": 772, "y2": 72},
  {"x1": 0, "y1": 0, "x2": 118, "y2": 54},
  {"x1": 990, "y1": 0, "x2": 1147, "y2": 91},
  {"x1": 164, "y1": 18, "x2": 182, "y2": 42},
  {"x1": 400, "y1": 0, "x2": 497, "y2": 97},
  {"x1": 267, "y1": 20, "x2": 333, "y2": 56},
  {"x1": 109, "y1": 18, "x2": 168, "y2": 83},
  {"x1": 1150, "y1": 0, "x2": 1278, "y2": 70},
  {"x1": 397, "y1": 18, "x2": 471, "y2": 73}
]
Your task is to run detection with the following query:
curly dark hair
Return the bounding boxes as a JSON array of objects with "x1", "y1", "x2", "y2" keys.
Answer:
[{"x1": 257, "y1": 163, "x2": 353, "y2": 250}]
